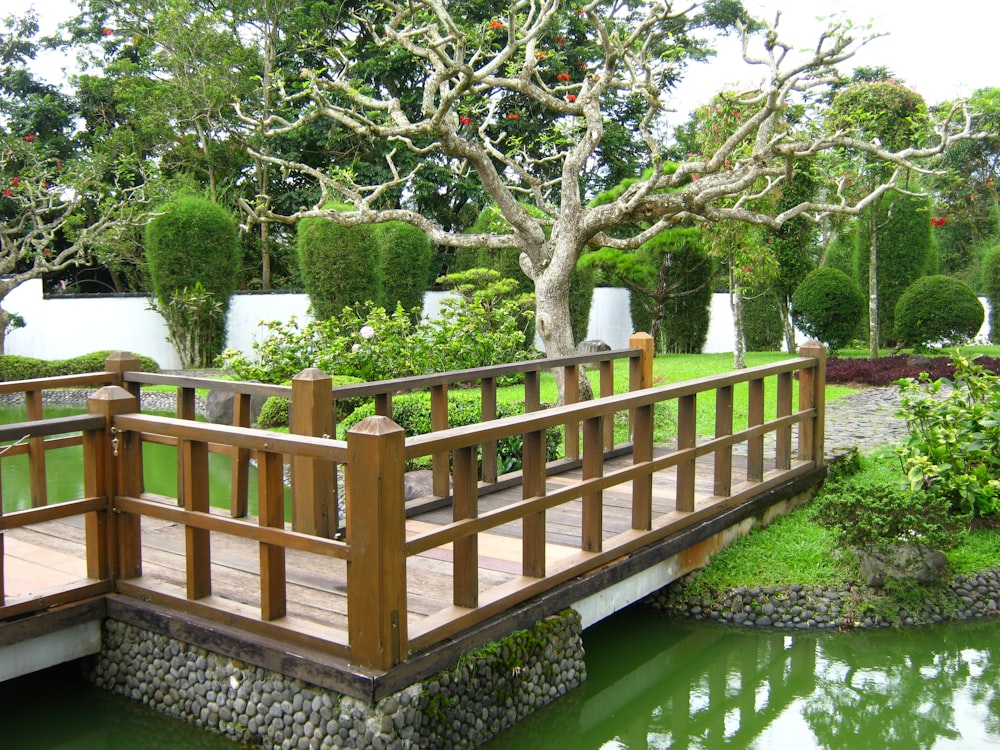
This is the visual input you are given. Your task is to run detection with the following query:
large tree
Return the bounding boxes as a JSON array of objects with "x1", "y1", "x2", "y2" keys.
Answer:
[{"x1": 245, "y1": 1, "x2": 981, "y2": 396}]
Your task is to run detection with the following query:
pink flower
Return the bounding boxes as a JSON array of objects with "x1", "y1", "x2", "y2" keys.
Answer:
[{"x1": 360, "y1": 325, "x2": 375, "y2": 339}]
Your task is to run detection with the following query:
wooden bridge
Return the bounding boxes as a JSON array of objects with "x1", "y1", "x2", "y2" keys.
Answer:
[{"x1": 0, "y1": 338, "x2": 827, "y2": 701}]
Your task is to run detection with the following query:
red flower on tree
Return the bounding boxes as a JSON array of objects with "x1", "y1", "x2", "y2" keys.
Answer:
[
  {"x1": 459, "y1": 115, "x2": 472, "y2": 126},
  {"x1": 930, "y1": 216, "x2": 948, "y2": 227},
  {"x1": 102, "y1": 28, "x2": 114, "y2": 36},
  {"x1": 566, "y1": 94, "x2": 577, "y2": 102},
  {"x1": 556, "y1": 72, "x2": 571, "y2": 82},
  {"x1": 2, "y1": 189, "x2": 12, "y2": 198},
  {"x1": 489, "y1": 19, "x2": 503, "y2": 30},
  {"x1": 11, "y1": 177, "x2": 20, "y2": 187},
  {"x1": 23, "y1": 133, "x2": 36, "y2": 142},
  {"x1": 507, "y1": 112, "x2": 519, "y2": 120}
]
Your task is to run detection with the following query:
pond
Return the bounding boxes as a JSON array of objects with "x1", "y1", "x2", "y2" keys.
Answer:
[{"x1": 4, "y1": 404, "x2": 999, "y2": 748}]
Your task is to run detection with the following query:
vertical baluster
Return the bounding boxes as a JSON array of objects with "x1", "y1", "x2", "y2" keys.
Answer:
[
  {"x1": 747, "y1": 378, "x2": 764, "y2": 482},
  {"x1": 25, "y1": 389, "x2": 46, "y2": 508},
  {"x1": 582, "y1": 416, "x2": 604, "y2": 552},
  {"x1": 798, "y1": 341, "x2": 827, "y2": 466},
  {"x1": 677, "y1": 394, "x2": 696, "y2": 512},
  {"x1": 714, "y1": 385, "x2": 734, "y2": 497},
  {"x1": 175, "y1": 386, "x2": 197, "y2": 508},
  {"x1": 259, "y1": 450, "x2": 286, "y2": 621},
  {"x1": 524, "y1": 369, "x2": 541, "y2": 413},
  {"x1": 599, "y1": 359, "x2": 614, "y2": 450},
  {"x1": 776, "y1": 371, "x2": 793, "y2": 470},
  {"x1": 231, "y1": 392, "x2": 251, "y2": 518},
  {"x1": 431, "y1": 384, "x2": 450, "y2": 497},
  {"x1": 522, "y1": 428, "x2": 546, "y2": 577},
  {"x1": 481, "y1": 377, "x2": 498, "y2": 483},
  {"x1": 564, "y1": 364, "x2": 580, "y2": 461},
  {"x1": 453, "y1": 446, "x2": 478, "y2": 608},
  {"x1": 182, "y1": 438, "x2": 211, "y2": 600},
  {"x1": 632, "y1": 403, "x2": 653, "y2": 530}
]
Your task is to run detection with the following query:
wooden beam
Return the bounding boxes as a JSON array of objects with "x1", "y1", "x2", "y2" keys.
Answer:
[
  {"x1": 747, "y1": 378, "x2": 764, "y2": 482},
  {"x1": 714, "y1": 385, "x2": 734, "y2": 497},
  {"x1": 182, "y1": 438, "x2": 211, "y2": 600},
  {"x1": 582, "y1": 416, "x2": 603, "y2": 552},
  {"x1": 231, "y1": 392, "x2": 251, "y2": 518},
  {"x1": 24, "y1": 389, "x2": 46, "y2": 508},
  {"x1": 452, "y1": 445, "x2": 478, "y2": 609},
  {"x1": 480, "y1": 377, "x2": 498, "y2": 484},
  {"x1": 776, "y1": 371, "x2": 792, "y2": 470},
  {"x1": 676, "y1": 394, "x2": 696, "y2": 512},
  {"x1": 291, "y1": 368, "x2": 335, "y2": 537},
  {"x1": 430, "y1": 384, "x2": 450, "y2": 498},
  {"x1": 632, "y1": 404, "x2": 653, "y2": 530},
  {"x1": 259, "y1": 450, "x2": 286, "y2": 621},
  {"x1": 522, "y1": 429, "x2": 546, "y2": 577}
]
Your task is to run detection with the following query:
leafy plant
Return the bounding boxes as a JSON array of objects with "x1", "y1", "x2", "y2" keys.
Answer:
[
  {"x1": 148, "y1": 284, "x2": 225, "y2": 371},
  {"x1": 896, "y1": 352, "x2": 1000, "y2": 517}
]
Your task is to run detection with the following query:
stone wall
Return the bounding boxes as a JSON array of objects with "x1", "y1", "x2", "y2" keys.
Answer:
[{"x1": 90, "y1": 611, "x2": 585, "y2": 750}]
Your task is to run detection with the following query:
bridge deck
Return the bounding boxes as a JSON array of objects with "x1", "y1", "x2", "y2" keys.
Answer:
[{"x1": 5, "y1": 450, "x2": 762, "y2": 634}]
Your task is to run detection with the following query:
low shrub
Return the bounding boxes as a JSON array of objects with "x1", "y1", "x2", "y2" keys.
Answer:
[
  {"x1": 826, "y1": 354, "x2": 1000, "y2": 386},
  {"x1": 0, "y1": 351, "x2": 160, "y2": 381},
  {"x1": 339, "y1": 391, "x2": 562, "y2": 473},
  {"x1": 256, "y1": 396, "x2": 289, "y2": 429},
  {"x1": 893, "y1": 275, "x2": 983, "y2": 351}
]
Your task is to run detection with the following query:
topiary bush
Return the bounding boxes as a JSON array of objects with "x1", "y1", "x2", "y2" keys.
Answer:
[
  {"x1": 256, "y1": 396, "x2": 289, "y2": 429},
  {"x1": 981, "y1": 243, "x2": 1000, "y2": 344},
  {"x1": 0, "y1": 351, "x2": 160, "y2": 381},
  {"x1": 144, "y1": 196, "x2": 240, "y2": 367},
  {"x1": 742, "y1": 290, "x2": 783, "y2": 352},
  {"x1": 340, "y1": 390, "x2": 562, "y2": 473},
  {"x1": 297, "y1": 205, "x2": 380, "y2": 321},
  {"x1": 893, "y1": 275, "x2": 983, "y2": 351},
  {"x1": 374, "y1": 221, "x2": 432, "y2": 321},
  {"x1": 791, "y1": 267, "x2": 865, "y2": 351}
]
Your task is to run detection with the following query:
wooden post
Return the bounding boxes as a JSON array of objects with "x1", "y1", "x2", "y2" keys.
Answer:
[
  {"x1": 798, "y1": 341, "x2": 827, "y2": 467},
  {"x1": 0, "y1": 463, "x2": 5, "y2": 603},
  {"x1": 776, "y1": 371, "x2": 793, "y2": 470},
  {"x1": 25, "y1": 388, "x2": 46, "y2": 508},
  {"x1": 87, "y1": 386, "x2": 142, "y2": 581},
  {"x1": 628, "y1": 332, "x2": 654, "y2": 392},
  {"x1": 103, "y1": 352, "x2": 143, "y2": 402},
  {"x1": 176, "y1": 387, "x2": 197, "y2": 508},
  {"x1": 345, "y1": 416, "x2": 407, "y2": 670},
  {"x1": 599, "y1": 359, "x2": 614, "y2": 450},
  {"x1": 524, "y1": 369, "x2": 541, "y2": 412},
  {"x1": 632, "y1": 403, "x2": 653, "y2": 531},
  {"x1": 628, "y1": 333, "x2": 654, "y2": 441},
  {"x1": 291, "y1": 368, "x2": 335, "y2": 537},
  {"x1": 522, "y1": 429, "x2": 546, "y2": 577}
]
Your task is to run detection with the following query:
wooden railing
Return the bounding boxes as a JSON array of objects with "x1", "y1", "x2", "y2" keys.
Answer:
[{"x1": 0, "y1": 340, "x2": 826, "y2": 672}]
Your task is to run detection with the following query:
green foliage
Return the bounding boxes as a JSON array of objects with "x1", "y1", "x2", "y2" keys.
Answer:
[
  {"x1": 569, "y1": 261, "x2": 596, "y2": 345},
  {"x1": 815, "y1": 473, "x2": 967, "y2": 553},
  {"x1": 791, "y1": 268, "x2": 865, "y2": 350},
  {"x1": 374, "y1": 221, "x2": 433, "y2": 319},
  {"x1": 982, "y1": 244, "x2": 1000, "y2": 343},
  {"x1": 829, "y1": 81, "x2": 930, "y2": 153},
  {"x1": 0, "y1": 350, "x2": 159, "y2": 381},
  {"x1": 144, "y1": 196, "x2": 240, "y2": 366},
  {"x1": 893, "y1": 275, "x2": 984, "y2": 350},
  {"x1": 897, "y1": 352, "x2": 1000, "y2": 518},
  {"x1": 217, "y1": 270, "x2": 537, "y2": 383},
  {"x1": 256, "y1": 396, "x2": 289, "y2": 429},
  {"x1": 340, "y1": 390, "x2": 562, "y2": 473},
  {"x1": 742, "y1": 291, "x2": 783, "y2": 351},
  {"x1": 297, "y1": 205, "x2": 380, "y2": 321}
]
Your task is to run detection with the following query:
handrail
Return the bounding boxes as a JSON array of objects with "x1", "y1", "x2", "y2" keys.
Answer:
[
  {"x1": 0, "y1": 414, "x2": 105, "y2": 443},
  {"x1": 0, "y1": 371, "x2": 117, "y2": 395}
]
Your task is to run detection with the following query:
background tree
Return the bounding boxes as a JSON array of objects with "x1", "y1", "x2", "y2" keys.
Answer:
[
  {"x1": 828, "y1": 78, "x2": 931, "y2": 357},
  {"x1": 983, "y1": 243, "x2": 1000, "y2": 343},
  {"x1": 374, "y1": 221, "x2": 433, "y2": 320}
]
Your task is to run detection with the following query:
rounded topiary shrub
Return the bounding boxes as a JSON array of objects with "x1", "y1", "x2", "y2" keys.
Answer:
[
  {"x1": 893, "y1": 275, "x2": 984, "y2": 350},
  {"x1": 791, "y1": 267, "x2": 864, "y2": 351},
  {"x1": 256, "y1": 396, "x2": 290, "y2": 429},
  {"x1": 297, "y1": 205, "x2": 380, "y2": 321}
]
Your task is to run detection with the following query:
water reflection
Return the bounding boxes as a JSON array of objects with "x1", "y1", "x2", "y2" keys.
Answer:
[{"x1": 484, "y1": 609, "x2": 1000, "y2": 749}]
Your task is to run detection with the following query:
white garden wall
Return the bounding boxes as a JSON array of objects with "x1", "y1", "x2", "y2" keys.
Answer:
[{"x1": 4, "y1": 278, "x2": 990, "y2": 369}]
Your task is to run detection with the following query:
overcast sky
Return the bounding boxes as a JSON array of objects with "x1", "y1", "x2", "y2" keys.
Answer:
[{"x1": 9, "y1": 0, "x2": 996, "y2": 115}]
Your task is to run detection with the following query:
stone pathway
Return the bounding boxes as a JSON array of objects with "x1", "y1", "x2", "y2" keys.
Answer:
[{"x1": 824, "y1": 386, "x2": 908, "y2": 458}]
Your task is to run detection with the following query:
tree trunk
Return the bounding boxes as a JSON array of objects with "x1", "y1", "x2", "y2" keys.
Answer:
[
  {"x1": 0, "y1": 308, "x2": 9, "y2": 355},
  {"x1": 868, "y1": 207, "x2": 880, "y2": 359},
  {"x1": 731, "y1": 286, "x2": 746, "y2": 370},
  {"x1": 779, "y1": 295, "x2": 796, "y2": 353},
  {"x1": 534, "y1": 267, "x2": 593, "y2": 402}
]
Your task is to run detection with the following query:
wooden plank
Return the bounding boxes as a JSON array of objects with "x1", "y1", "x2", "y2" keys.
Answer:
[
  {"x1": 176, "y1": 387, "x2": 197, "y2": 509},
  {"x1": 291, "y1": 369, "x2": 335, "y2": 538},
  {"x1": 481, "y1": 377, "x2": 498, "y2": 484},
  {"x1": 524, "y1": 370, "x2": 540, "y2": 412},
  {"x1": 632, "y1": 404, "x2": 653, "y2": 530},
  {"x1": 676, "y1": 394, "x2": 696, "y2": 513},
  {"x1": 564, "y1": 364, "x2": 580, "y2": 461},
  {"x1": 599, "y1": 360, "x2": 615, "y2": 450},
  {"x1": 776, "y1": 371, "x2": 792, "y2": 470},
  {"x1": 714, "y1": 385, "x2": 734, "y2": 497}
]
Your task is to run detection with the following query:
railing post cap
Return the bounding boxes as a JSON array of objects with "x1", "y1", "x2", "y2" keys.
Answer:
[
  {"x1": 347, "y1": 414, "x2": 405, "y2": 437},
  {"x1": 104, "y1": 351, "x2": 142, "y2": 367},
  {"x1": 88, "y1": 385, "x2": 138, "y2": 403},
  {"x1": 292, "y1": 367, "x2": 332, "y2": 383},
  {"x1": 629, "y1": 332, "x2": 654, "y2": 344}
]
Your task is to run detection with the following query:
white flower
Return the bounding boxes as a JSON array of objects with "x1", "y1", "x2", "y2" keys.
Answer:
[
  {"x1": 351, "y1": 343, "x2": 360, "y2": 353},
  {"x1": 360, "y1": 325, "x2": 376, "y2": 339}
]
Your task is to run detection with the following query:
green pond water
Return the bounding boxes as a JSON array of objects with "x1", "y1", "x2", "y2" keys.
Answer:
[{"x1": 4, "y1": 405, "x2": 1000, "y2": 748}]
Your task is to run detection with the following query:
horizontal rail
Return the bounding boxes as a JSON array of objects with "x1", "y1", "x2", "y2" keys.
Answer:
[
  {"x1": 0, "y1": 414, "x2": 105, "y2": 443},
  {"x1": 111, "y1": 413, "x2": 349, "y2": 462},
  {"x1": 0, "y1": 496, "x2": 106, "y2": 531},
  {"x1": 125, "y1": 371, "x2": 291, "y2": 399},
  {"x1": 0, "y1": 371, "x2": 117, "y2": 395}
]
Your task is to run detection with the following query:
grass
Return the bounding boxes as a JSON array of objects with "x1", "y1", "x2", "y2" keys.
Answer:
[{"x1": 681, "y1": 452, "x2": 1000, "y2": 599}]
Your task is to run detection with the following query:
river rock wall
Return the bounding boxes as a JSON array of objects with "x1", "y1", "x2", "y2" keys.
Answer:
[{"x1": 90, "y1": 611, "x2": 585, "y2": 750}]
